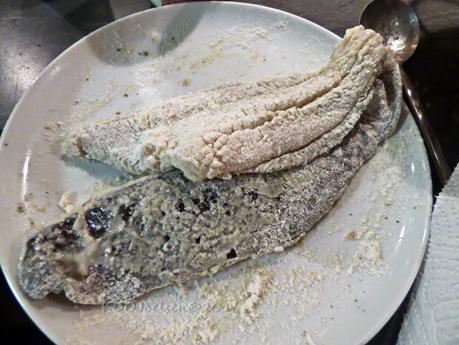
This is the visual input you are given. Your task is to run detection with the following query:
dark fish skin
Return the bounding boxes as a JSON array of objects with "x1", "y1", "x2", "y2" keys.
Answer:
[{"x1": 17, "y1": 56, "x2": 400, "y2": 305}]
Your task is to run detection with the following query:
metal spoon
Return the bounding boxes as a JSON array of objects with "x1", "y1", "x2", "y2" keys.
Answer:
[{"x1": 360, "y1": 0, "x2": 451, "y2": 185}]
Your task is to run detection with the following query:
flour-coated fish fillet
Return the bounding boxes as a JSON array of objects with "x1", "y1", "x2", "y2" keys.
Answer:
[{"x1": 63, "y1": 26, "x2": 387, "y2": 181}]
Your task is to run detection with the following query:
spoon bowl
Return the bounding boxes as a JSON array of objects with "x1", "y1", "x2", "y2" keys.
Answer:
[
  {"x1": 360, "y1": 0, "x2": 451, "y2": 184},
  {"x1": 360, "y1": 0, "x2": 420, "y2": 62}
]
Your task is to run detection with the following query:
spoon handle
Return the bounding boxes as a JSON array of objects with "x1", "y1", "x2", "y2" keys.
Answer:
[{"x1": 400, "y1": 67, "x2": 451, "y2": 185}]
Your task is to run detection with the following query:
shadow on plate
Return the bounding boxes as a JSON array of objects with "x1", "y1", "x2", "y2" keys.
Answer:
[
  {"x1": 84, "y1": 2, "x2": 209, "y2": 67},
  {"x1": 61, "y1": 154, "x2": 128, "y2": 181}
]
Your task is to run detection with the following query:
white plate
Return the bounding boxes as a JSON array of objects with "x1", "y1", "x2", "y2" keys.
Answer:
[{"x1": 0, "y1": 2, "x2": 432, "y2": 345}]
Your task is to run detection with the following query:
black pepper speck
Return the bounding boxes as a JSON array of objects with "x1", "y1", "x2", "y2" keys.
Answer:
[
  {"x1": 226, "y1": 248, "x2": 237, "y2": 259},
  {"x1": 176, "y1": 201, "x2": 185, "y2": 212},
  {"x1": 85, "y1": 207, "x2": 110, "y2": 239}
]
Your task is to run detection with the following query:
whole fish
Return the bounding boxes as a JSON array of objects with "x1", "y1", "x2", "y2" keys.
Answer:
[{"x1": 18, "y1": 54, "x2": 401, "y2": 304}]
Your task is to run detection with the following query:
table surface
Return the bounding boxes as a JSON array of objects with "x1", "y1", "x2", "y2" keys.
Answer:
[{"x1": 1, "y1": 1, "x2": 459, "y2": 344}]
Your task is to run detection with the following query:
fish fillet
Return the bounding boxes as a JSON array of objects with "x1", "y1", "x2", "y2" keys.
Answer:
[
  {"x1": 63, "y1": 26, "x2": 387, "y2": 181},
  {"x1": 18, "y1": 58, "x2": 401, "y2": 304}
]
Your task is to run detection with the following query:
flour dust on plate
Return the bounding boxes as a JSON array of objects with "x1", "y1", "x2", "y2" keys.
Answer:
[{"x1": 0, "y1": 2, "x2": 431, "y2": 345}]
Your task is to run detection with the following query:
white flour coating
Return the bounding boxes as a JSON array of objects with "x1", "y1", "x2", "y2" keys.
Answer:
[
  {"x1": 63, "y1": 27, "x2": 387, "y2": 181},
  {"x1": 155, "y1": 30, "x2": 383, "y2": 180},
  {"x1": 58, "y1": 192, "x2": 76, "y2": 213}
]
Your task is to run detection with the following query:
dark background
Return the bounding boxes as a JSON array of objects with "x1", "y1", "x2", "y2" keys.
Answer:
[{"x1": 1, "y1": 0, "x2": 458, "y2": 344}]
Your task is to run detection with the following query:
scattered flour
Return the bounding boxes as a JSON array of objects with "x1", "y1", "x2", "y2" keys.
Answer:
[
  {"x1": 69, "y1": 267, "x2": 274, "y2": 345},
  {"x1": 239, "y1": 268, "x2": 273, "y2": 324},
  {"x1": 58, "y1": 192, "x2": 76, "y2": 213},
  {"x1": 348, "y1": 235, "x2": 384, "y2": 275}
]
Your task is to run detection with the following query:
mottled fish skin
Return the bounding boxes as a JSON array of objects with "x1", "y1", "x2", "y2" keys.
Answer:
[
  {"x1": 63, "y1": 26, "x2": 385, "y2": 181},
  {"x1": 18, "y1": 57, "x2": 401, "y2": 305}
]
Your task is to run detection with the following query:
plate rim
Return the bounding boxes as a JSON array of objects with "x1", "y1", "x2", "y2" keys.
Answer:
[{"x1": 0, "y1": 2, "x2": 432, "y2": 344}]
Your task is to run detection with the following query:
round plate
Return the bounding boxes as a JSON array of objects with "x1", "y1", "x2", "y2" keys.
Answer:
[{"x1": 0, "y1": 2, "x2": 431, "y2": 345}]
